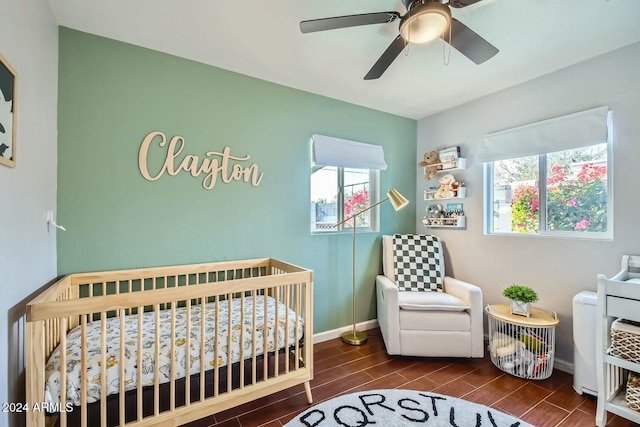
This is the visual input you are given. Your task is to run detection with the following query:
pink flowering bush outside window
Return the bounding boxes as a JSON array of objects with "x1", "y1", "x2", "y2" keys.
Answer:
[
  {"x1": 343, "y1": 188, "x2": 370, "y2": 228},
  {"x1": 511, "y1": 185, "x2": 540, "y2": 233},
  {"x1": 510, "y1": 163, "x2": 607, "y2": 233}
]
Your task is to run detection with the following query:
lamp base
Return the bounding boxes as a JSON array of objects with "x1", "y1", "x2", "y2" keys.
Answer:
[{"x1": 341, "y1": 330, "x2": 367, "y2": 346}]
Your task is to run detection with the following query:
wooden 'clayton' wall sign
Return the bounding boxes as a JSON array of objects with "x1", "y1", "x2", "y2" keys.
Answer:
[{"x1": 138, "y1": 131, "x2": 263, "y2": 189}]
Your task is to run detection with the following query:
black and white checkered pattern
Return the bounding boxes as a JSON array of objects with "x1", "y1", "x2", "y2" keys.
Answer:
[{"x1": 392, "y1": 234, "x2": 443, "y2": 292}]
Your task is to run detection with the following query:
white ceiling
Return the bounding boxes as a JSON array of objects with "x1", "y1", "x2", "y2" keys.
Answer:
[{"x1": 48, "y1": 0, "x2": 640, "y2": 120}]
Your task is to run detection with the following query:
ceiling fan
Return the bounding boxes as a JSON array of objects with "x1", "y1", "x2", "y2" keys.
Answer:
[{"x1": 299, "y1": 0, "x2": 499, "y2": 80}]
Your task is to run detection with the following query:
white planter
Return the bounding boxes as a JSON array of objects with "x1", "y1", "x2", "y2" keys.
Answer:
[{"x1": 510, "y1": 299, "x2": 531, "y2": 317}]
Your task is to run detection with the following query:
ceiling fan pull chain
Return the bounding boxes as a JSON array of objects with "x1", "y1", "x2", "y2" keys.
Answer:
[
  {"x1": 405, "y1": 6, "x2": 412, "y2": 56},
  {"x1": 442, "y1": 21, "x2": 452, "y2": 65},
  {"x1": 406, "y1": 7, "x2": 412, "y2": 56}
]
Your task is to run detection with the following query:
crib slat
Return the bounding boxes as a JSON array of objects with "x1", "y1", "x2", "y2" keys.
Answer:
[
  {"x1": 45, "y1": 321, "x2": 50, "y2": 356},
  {"x1": 53, "y1": 318, "x2": 58, "y2": 356},
  {"x1": 125, "y1": 280, "x2": 131, "y2": 315},
  {"x1": 200, "y1": 297, "x2": 206, "y2": 403},
  {"x1": 294, "y1": 283, "x2": 302, "y2": 370},
  {"x1": 227, "y1": 294, "x2": 232, "y2": 393},
  {"x1": 252, "y1": 290, "x2": 257, "y2": 385},
  {"x1": 274, "y1": 286, "x2": 279, "y2": 378},
  {"x1": 170, "y1": 303, "x2": 176, "y2": 411},
  {"x1": 186, "y1": 299, "x2": 191, "y2": 406},
  {"x1": 47, "y1": 319, "x2": 56, "y2": 354},
  {"x1": 68, "y1": 286, "x2": 79, "y2": 330},
  {"x1": 263, "y1": 292, "x2": 268, "y2": 381},
  {"x1": 285, "y1": 285, "x2": 290, "y2": 374},
  {"x1": 161, "y1": 277, "x2": 166, "y2": 310},
  {"x1": 214, "y1": 295, "x2": 219, "y2": 397},
  {"x1": 60, "y1": 317, "x2": 67, "y2": 427},
  {"x1": 137, "y1": 306, "x2": 143, "y2": 422},
  {"x1": 119, "y1": 309, "x2": 126, "y2": 426},
  {"x1": 100, "y1": 312, "x2": 107, "y2": 427},
  {"x1": 304, "y1": 281, "x2": 313, "y2": 376},
  {"x1": 154, "y1": 305, "x2": 160, "y2": 416},
  {"x1": 239, "y1": 295, "x2": 245, "y2": 389},
  {"x1": 81, "y1": 316, "x2": 87, "y2": 427}
]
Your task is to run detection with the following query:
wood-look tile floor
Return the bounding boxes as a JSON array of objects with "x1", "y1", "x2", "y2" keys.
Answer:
[{"x1": 182, "y1": 328, "x2": 639, "y2": 427}]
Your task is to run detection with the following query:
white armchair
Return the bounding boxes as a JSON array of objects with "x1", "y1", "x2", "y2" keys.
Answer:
[{"x1": 376, "y1": 234, "x2": 483, "y2": 358}]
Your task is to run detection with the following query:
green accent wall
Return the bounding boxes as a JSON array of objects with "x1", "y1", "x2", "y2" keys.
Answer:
[{"x1": 57, "y1": 28, "x2": 416, "y2": 333}]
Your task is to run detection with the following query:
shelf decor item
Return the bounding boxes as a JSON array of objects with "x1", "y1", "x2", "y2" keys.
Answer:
[
  {"x1": 433, "y1": 174, "x2": 456, "y2": 199},
  {"x1": 418, "y1": 150, "x2": 440, "y2": 180},
  {"x1": 421, "y1": 215, "x2": 466, "y2": 228},
  {"x1": 335, "y1": 188, "x2": 409, "y2": 345},
  {"x1": 503, "y1": 284, "x2": 538, "y2": 317}
]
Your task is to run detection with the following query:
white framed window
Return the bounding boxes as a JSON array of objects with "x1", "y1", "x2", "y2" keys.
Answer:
[
  {"x1": 482, "y1": 107, "x2": 612, "y2": 239},
  {"x1": 485, "y1": 144, "x2": 611, "y2": 237},
  {"x1": 311, "y1": 166, "x2": 379, "y2": 233},
  {"x1": 310, "y1": 135, "x2": 385, "y2": 234}
]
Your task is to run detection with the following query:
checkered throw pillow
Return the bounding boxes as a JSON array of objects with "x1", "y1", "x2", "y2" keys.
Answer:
[{"x1": 392, "y1": 234, "x2": 443, "y2": 292}]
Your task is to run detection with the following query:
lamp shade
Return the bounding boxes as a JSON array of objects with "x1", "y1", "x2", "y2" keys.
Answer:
[
  {"x1": 387, "y1": 188, "x2": 409, "y2": 211},
  {"x1": 400, "y1": 2, "x2": 451, "y2": 44}
]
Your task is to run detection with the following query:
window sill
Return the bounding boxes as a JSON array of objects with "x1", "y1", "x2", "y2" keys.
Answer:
[
  {"x1": 311, "y1": 228, "x2": 378, "y2": 236},
  {"x1": 485, "y1": 231, "x2": 613, "y2": 241}
]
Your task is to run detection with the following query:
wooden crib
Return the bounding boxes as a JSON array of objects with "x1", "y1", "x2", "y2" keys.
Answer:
[{"x1": 25, "y1": 258, "x2": 313, "y2": 427}]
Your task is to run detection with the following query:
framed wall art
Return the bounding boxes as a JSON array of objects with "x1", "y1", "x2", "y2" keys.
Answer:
[{"x1": 0, "y1": 53, "x2": 17, "y2": 168}]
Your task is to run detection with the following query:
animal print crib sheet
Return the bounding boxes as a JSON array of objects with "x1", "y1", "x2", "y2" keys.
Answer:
[{"x1": 44, "y1": 295, "x2": 304, "y2": 405}]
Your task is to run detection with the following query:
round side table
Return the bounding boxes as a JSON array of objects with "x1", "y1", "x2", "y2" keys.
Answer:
[{"x1": 485, "y1": 304, "x2": 559, "y2": 379}]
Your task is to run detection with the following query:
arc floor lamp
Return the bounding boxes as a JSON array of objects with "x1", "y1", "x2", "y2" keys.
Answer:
[{"x1": 335, "y1": 188, "x2": 409, "y2": 345}]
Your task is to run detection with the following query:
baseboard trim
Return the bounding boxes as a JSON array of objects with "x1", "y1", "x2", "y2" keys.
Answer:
[
  {"x1": 315, "y1": 326, "x2": 574, "y2": 375},
  {"x1": 313, "y1": 320, "x2": 379, "y2": 344},
  {"x1": 553, "y1": 357, "x2": 573, "y2": 375}
]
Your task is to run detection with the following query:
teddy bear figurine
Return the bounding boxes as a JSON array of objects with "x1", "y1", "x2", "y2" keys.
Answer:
[
  {"x1": 418, "y1": 150, "x2": 440, "y2": 180},
  {"x1": 434, "y1": 174, "x2": 456, "y2": 199}
]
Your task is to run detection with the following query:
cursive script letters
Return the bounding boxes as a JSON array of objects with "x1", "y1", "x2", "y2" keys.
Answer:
[{"x1": 139, "y1": 131, "x2": 263, "y2": 189}]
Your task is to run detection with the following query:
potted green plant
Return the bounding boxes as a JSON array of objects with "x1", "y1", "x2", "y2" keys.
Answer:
[{"x1": 503, "y1": 284, "x2": 539, "y2": 317}]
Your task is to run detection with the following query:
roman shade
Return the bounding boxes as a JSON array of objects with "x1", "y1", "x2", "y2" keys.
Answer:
[
  {"x1": 312, "y1": 134, "x2": 387, "y2": 170},
  {"x1": 478, "y1": 106, "x2": 610, "y2": 162}
]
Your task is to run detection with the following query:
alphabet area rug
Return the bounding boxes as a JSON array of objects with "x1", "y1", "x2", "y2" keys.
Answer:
[{"x1": 285, "y1": 389, "x2": 533, "y2": 427}]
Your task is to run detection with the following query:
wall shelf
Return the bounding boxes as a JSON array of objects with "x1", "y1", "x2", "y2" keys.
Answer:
[
  {"x1": 424, "y1": 187, "x2": 466, "y2": 201},
  {"x1": 423, "y1": 157, "x2": 467, "y2": 174},
  {"x1": 421, "y1": 154, "x2": 467, "y2": 229},
  {"x1": 421, "y1": 216, "x2": 466, "y2": 228}
]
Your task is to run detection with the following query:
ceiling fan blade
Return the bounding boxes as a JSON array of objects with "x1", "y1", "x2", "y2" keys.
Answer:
[
  {"x1": 300, "y1": 12, "x2": 400, "y2": 33},
  {"x1": 449, "y1": 0, "x2": 484, "y2": 8},
  {"x1": 364, "y1": 35, "x2": 408, "y2": 80},
  {"x1": 444, "y1": 18, "x2": 499, "y2": 64}
]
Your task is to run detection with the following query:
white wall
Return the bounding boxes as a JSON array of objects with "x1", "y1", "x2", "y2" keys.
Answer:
[
  {"x1": 416, "y1": 42, "x2": 640, "y2": 363},
  {"x1": 0, "y1": 0, "x2": 58, "y2": 425}
]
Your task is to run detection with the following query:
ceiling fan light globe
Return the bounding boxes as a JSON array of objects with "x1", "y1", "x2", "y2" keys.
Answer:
[{"x1": 400, "y1": 4, "x2": 451, "y2": 44}]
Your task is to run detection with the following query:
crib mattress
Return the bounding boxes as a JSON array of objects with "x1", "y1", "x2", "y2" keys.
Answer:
[{"x1": 45, "y1": 295, "x2": 304, "y2": 405}]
